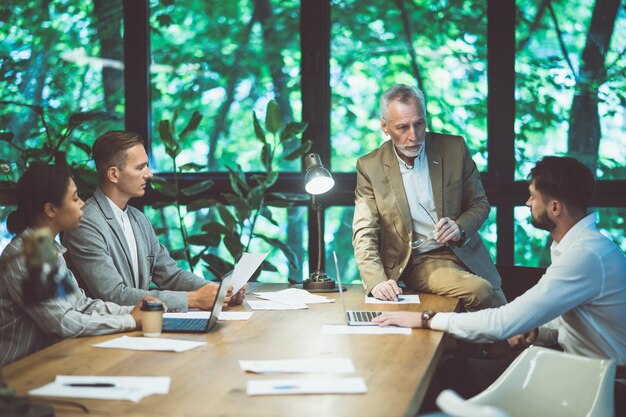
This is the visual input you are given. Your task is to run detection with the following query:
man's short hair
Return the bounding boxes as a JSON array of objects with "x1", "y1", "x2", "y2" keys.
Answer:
[
  {"x1": 380, "y1": 84, "x2": 426, "y2": 120},
  {"x1": 528, "y1": 156, "x2": 595, "y2": 215},
  {"x1": 92, "y1": 131, "x2": 145, "y2": 182}
]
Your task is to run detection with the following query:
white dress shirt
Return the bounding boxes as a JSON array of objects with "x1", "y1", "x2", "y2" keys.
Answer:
[
  {"x1": 392, "y1": 144, "x2": 442, "y2": 254},
  {"x1": 107, "y1": 197, "x2": 140, "y2": 287},
  {"x1": 431, "y1": 213, "x2": 626, "y2": 363}
]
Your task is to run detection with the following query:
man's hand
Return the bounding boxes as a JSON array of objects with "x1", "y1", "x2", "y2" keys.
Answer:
[
  {"x1": 130, "y1": 296, "x2": 164, "y2": 328},
  {"x1": 507, "y1": 328, "x2": 538, "y2": 350},
  {"x1": 435, "y1": 217, "x2": 463, "y2": 243},
  {"x1": 228, "y1": 284, "x2": 247, "y2": 306},
  {"x1": 371, "y1": 280, "x2": 403, "y2": 301},
  {"x1": 372, "y1": 311, "x2": 420, "y2": 328},
  {"x1": 188, "y1": 282, "x2": 220, "y2": 310}
]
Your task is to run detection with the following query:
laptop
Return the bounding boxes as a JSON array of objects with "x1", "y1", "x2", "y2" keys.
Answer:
[
  {"x1": 162, "y1": 271, "x2": 233, "y2": 333},
  {"x1": 333, "y1": 251, "x2": 383, "y2": 326}
]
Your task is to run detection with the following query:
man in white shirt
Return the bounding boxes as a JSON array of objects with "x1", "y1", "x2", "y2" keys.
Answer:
[
  {"x1": 63, "y1": 131, "x2": 245, "y2": 312},
  {"x1": 353, "y1": 84, "x2": 505, "y2": 310},
  {"x1": 373, "y1": 156, "x2": 626, "y2": 410}
]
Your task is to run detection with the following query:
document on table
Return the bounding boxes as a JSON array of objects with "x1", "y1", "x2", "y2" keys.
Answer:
[
  {"x1": 232, "y1": 252, "x2": 269, "y2": 293},
  {"x1": 320, "y1": 325, "x2": 412, "y2": 335},
  {"x1": 365, "y1": 294, "x2": 421, "y2": 304},
  {"x1": 254, "y1": 288, "x2": 334, "y2": 305},
  {"x1": 246, "y1": 300, "x2": 309, "y2": 310},
  {"x1": 240, "y1": 358, "x2": 355, "y2": 374},
  {"x1": 163, "y1": 311, "x2": 253, "y2": 321},
  {"x1": 29, "y1": 375, "x2": 170, "y2": 403},
  {"x1": 247, "y1": 377, "x2": 367, "y2": 396},
  {"x1": 93, "y1": 336, "x2": 206, "y2": 352}
]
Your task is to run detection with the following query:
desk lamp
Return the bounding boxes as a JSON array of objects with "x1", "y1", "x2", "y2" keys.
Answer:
[{"x1": 303, "y1": 153, "x2": 336, "y2": 291}]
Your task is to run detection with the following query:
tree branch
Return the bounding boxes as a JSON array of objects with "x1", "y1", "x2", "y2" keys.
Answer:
[{"x1": 547, "y1": 2, "x2": 578, "y2": 79}]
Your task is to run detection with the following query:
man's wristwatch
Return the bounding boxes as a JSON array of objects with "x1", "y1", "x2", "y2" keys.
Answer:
[
  {"x1": 458, "y1": 226, "x2": 466, "y2": 241},
  {"x1": 421, "y1": 310, "x2": 437, "y2": 329}
]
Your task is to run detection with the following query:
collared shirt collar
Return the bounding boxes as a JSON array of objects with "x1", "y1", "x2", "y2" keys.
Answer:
[
  {"x1": 550, "y1": 213, "x2": 597, "y2": 257},
  {"x1": 392, "y1": 142, "x2": 426, "y2": 170},
  {"x1": 105, "y1": 195, "x2": 128, "y2": 219}
]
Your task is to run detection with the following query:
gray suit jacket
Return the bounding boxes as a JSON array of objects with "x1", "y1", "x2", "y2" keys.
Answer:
[
  {"x1": 352, "y1": 133, "x2": 501, "y2": 293},
  {"x1": 62, "y1": 188, "x2": 206, "y2": 312}
]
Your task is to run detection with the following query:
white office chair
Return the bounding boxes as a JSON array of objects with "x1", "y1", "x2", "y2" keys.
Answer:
[{"x1": 435, "y1": 346, "x2": 616, "y2": 417}]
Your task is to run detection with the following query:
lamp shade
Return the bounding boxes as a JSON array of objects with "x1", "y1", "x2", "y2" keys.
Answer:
[{"x1": 304, "y1": 153, "x2": 334, "y2": 195}]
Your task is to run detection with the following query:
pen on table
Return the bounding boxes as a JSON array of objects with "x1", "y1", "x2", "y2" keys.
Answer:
[
  {"x1": 273, "y1": 384, "x2": 300, "y2": 389},
  {"x1": 64, "y1": 383, "x2": 116, "y2": 388}
]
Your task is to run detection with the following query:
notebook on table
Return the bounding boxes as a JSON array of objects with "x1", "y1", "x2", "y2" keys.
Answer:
[
  {"x1": 333, "y1": 252, "x2": 383, "y2": 326},
  {"x1": 162, "y1": 271, "x2": 232, "y2": 333}
]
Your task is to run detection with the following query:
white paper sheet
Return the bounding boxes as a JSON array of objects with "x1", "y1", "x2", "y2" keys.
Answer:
[
  {"x1": 254, "y1": 288, "x2": 334, "y2": 305},
  {"x1": 163, "y1": 311, "x2": 253, "y2": 321},
  {"x1": 93, "y1": 336, "x2": 206, "y2": 352},
  {"x1": 232, "y1": 252, "x2": 269, "y2": 293},
  {"x1": 320, "y1": 325, "x2": 412, "y2": 335},
  {"x1": 240, "y1": 358, "x2": 355, "y2": 374},
  {"x1": 365, "y1": 294, "x2": 421, "y2": 304},
  {"x1": 246, "y1": 300, "x2": 309, "y2": 310},
  {"x1": 29, "y1": 375, "x2": 170, "y2": 403},
  {"x1": 247, "y1": 377, "x2": 367, "y2": 396}
]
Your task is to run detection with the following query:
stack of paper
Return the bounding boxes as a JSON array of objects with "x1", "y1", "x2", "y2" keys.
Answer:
[
  {"x1": 365, "y1": 294, "x2": 421, "y2": 304},
  {"x1": 247, "y1": 377, "x2": 367, "y2": 396},
  {"x1": 29, "y1": 376, "x2": 170, "y2": 403},
  {"x1": 93, "y1": 336, "x2": 206, "y2": 352},
  {"x1": 248, "y1": 288, "x2": 334, "y2": 310},
  {"x1": 240, "y1": 358, "x2": 355, "y2": 374}
]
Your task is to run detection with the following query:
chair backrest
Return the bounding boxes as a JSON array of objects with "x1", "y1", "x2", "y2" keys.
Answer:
[
  {"x1": 496, "y1": 264, "x2": 546, "y2": 301},
  {"x1": 470, "y1": 346, "x2": 616, "y2": 417}
]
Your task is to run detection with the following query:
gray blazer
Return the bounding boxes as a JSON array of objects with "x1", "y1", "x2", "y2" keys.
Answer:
[
  {"x1": 353, "y1": 133, "x2": 501, "y2": 293},
  {"x1": 62, "y1": 188, "x2": 206, "y2": 312}
]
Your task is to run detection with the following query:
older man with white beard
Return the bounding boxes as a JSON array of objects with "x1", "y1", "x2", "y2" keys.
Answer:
[{"x1": 352, "y1": 84, "x2": 506, "y2": 312}]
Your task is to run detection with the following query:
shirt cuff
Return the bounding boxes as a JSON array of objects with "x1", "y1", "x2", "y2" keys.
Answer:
[{"x1": 430, "y1": 312, "x2": 454, "y2": 331}]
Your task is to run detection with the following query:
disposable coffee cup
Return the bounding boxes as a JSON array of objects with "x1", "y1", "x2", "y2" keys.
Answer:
[{"x1": 140, "y1": 300, "x2": 164, "y2": 337}]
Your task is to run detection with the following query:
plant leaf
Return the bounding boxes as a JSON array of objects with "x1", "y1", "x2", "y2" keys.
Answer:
[
  {"x1": 283, "y1": 139, "x2": 312, "y2": 161},
  {"x1": 181, "y1": 179, "x2": 214, "y2": 196},
  {"x1": 260, "y1": 259, "x2": 278, "y2": 272},
  {"x1": 223, "y1": 193, "x2": 251, "y2": 221},
  {"x1": 179, "y1": 111, "x2": 203, "y2": 140},
  {"x1": 69, "y1": 140, "x2": 92, "y2": 156},
  {"x1": 201, "y1": 253, "x2": 233, "y2": 277},
  {"x1": 265, "y1": 99, "x2": 282, "y2": 134},
  {"x1": 280, "y1": 122, "x2": 308, "y2": 141},
  {"x1": 259, "y1": 206, "x2": 278, "y2": 226},
  {"x1": 187, "y1": 198, "x2": 217, "y2": 212},
  {"x1": 200, "y1": 221, "x2": 230, "y2": 235},
  {"x1": 179, "y1": 162, "x2": 205, "y2": 172},
  {"x1": 254, "y1": 233, "x2": 298, "y2": 269},
  {"x1": 252, "y1": 111, "x2": 266, "y2": 143},
  {"x1": 150, "y1": 175, "x2": 177, "y2": 197},
  {"x1": 158, "y1": 119, "x2": 180, "y2": 159},
  {"x1": 217, "y1": 204, "x2": 237, "y2": 231},
  {"x1": 188, "y1": 233, "x2": 221, "y2": 248},
  {"x1": 261, "y1": 143, "x2": 272, "y2": 172},
  {"x1": 224, "y1": 233, "x2": 244, "y2": 260},
  {"x1": 227, "y1": 168, "x2": 242, "y2": 197},
  {"x1": 247, "y1": 185, "x2": 264, "y2": 209},
  {"x1": 0, "y1": 132, "x2": 15, "y2": 143}
]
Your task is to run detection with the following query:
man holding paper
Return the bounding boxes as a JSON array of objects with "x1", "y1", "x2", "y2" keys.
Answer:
[{"x1": 63, "y1": 131, "x2": 246, "y2": 312}]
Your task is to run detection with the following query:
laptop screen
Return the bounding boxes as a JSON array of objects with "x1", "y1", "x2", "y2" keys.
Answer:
[{"x1": 207, "y1": 270, "x2": 233, "y2": 330}]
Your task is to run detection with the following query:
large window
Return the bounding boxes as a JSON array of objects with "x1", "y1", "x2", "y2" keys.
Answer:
[
  {"x1": 1, "y1": 1, "x2": 624, "y2": 282},
  {"x1": 330, "y1": 0, "x2": 488, "y2": 172},
  {"x1": 0, "y1": 0, "x2": 125, "y2": 247},
  {"x1": 149, "y1": 0, "x2": 301, "y2": 172}
]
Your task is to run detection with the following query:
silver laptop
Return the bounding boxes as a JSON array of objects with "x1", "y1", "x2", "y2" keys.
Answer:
[
  {"x1": 333, "y1": 251, "x2": 383, "y2": 326},
  {"x1": 162, "y1": 271, "x2": 232, "y2": 333}
]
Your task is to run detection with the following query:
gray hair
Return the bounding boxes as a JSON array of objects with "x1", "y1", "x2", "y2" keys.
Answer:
[{"x1": 380, "y1": 84, "x2": 427, "y2": 120}]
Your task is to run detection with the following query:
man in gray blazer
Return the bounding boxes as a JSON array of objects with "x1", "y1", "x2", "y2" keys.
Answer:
[
  {"x1": 63, "y1": 131, "x2": 244, "y2": 312},
  {"x1": 353, "y1": 84, "x2": 506, "y2": 311}
]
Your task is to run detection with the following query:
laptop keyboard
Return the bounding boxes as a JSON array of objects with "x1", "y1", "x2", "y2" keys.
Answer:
[
  {"x1": 162, "y1": 318, "x2": 208, "y2": 331},
  {"x1": 350, "y1": 311, "x2": 383, "y2": 322}
]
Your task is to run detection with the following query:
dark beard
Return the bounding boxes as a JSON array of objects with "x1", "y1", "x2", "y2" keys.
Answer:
[{"x1": 531, "y1": 210, "x2": 556, "y2": 231}]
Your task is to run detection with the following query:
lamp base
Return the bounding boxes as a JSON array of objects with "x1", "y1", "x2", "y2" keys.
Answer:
[{"x1": 303, "y1": 271, "x2": 335, "y2": 291}]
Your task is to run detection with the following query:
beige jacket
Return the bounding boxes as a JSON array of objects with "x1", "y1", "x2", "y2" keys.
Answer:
[{"x1": 352, "y1": 132, "x2": 501, "y2": 294}]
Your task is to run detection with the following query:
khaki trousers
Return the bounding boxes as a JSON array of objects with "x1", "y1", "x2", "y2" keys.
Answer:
[{"x1": 402, "y1": 248, "x2": 506, "y2": 311}]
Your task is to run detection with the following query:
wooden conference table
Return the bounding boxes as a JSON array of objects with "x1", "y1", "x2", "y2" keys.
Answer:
[{"x1": 3, "y1": 284, "x2": 458, "y2": 417}]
